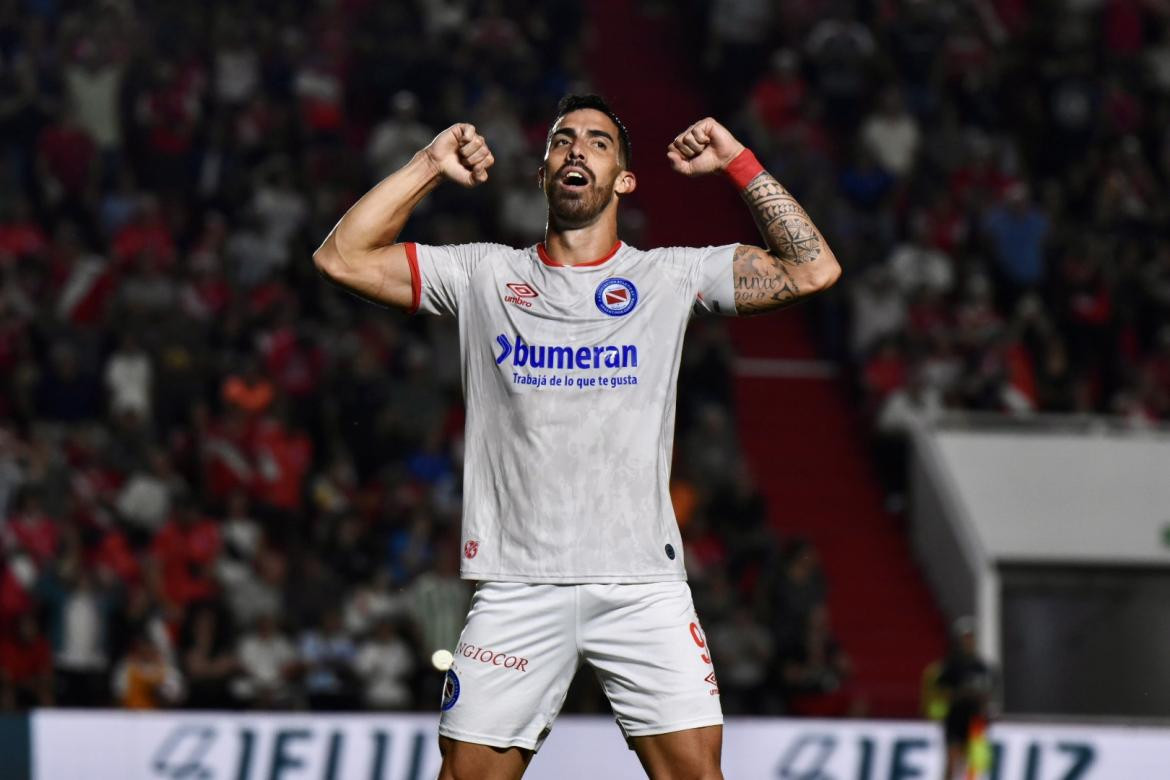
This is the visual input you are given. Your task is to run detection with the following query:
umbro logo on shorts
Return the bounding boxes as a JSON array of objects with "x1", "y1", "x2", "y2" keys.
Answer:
[{"x1": 504, "y1": 282, "x2": 539, "y2": 309}]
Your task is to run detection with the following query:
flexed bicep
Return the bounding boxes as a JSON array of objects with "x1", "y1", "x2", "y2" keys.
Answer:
[{"x1": 313, "y1": 238, "x2": 416, "y2": 310}]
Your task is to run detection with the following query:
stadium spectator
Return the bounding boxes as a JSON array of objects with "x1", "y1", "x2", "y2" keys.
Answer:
[
  {"x1": 887, "y1": 213, "x2": 956, "y2": 298},
  {"x1": 709, "y1": 606, "x2": 775, "y2": 714},
  {"x1": 249, "y1": 410, "x2": 313, "y2": 516},
  {"x1": 344, "y1": 568, "x2": 405, "y2": 638},
  {"x1": 982, "y1": 183, "x2": 1051, "y2": 299},
  {"x1": 406, "y1": 544, "x2": 469, "y2": 658},
  {"x1": 778, "y1": 605, "x2": 859, "y2": 717},
  {"x1": 707, "y1": 467, "x2": 772, "y2": 577},
  {"x1": 748, "y1": 49, "x2": 806, "y2": 136},
  {"x1": 367, "y1": 91, "x2": 435, "y2": 182},
  {"x1": 236, "y1": 612, "x2": 298, "y2": 709},
  {"x1": 37, "y1": 342, "x2": 101, "y2": 423},
  {"x1": 875, "y1": 367, "x2": 945, "y2": 501},
  {"x1": 355, "y1": 617, "x2": 416, "y2": 711},
  {"x1": 298, "y1": 609, "x2": 357, "y2": 711},
  {"x1": 150, "y1": 495, "x2": 220, "y2": 611},
  {"x1": 0, "y1": 614, "x2": 54, "y2": 709},
  {"x1": 63, "y1": 34, "x2": 125, "y2": 161},
  {"x1": 38, "y1": 560, "x2": 115, "y2": 707},
  {"x1": 180, "y1": 602, "x2": 241, "y2": 709},
  {"x1": 763, "y1": 540, "x2": 826, "y2": 652},
  {"x1": 114, "y1": 449, "x2": 180, "y2": 538},
  {"x1": 35, "y1": 102, "x2": 97, "y2": 214},
  {"x1": 803, "y1": 5, "x2": 877, "y2": 132},
  {"x1": 860, "y1": 87, "x2": 921, "y2": 178},
  {"x1": 850, "y1": 266, "x2": 907, "y2": 356},
  {"x1": 111, "y1": 632, "x2": 184, "y2": 709}
]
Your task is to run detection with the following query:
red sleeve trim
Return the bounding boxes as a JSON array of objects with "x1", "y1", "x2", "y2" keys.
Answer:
[{"x1": 404, "y1": 242, "x2": 421, "y2": 314}]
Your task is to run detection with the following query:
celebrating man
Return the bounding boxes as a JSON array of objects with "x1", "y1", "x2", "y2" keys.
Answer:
[{"x1": 314, "y1": 94, "x2": 840, "y2": 779}]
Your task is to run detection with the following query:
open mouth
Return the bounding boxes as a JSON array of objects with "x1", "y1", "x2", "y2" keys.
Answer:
[{"x1": 559, "y1": 168, "x2": 591, "y2": 189}]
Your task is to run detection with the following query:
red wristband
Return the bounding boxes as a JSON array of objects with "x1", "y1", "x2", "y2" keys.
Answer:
[{"x1": 724, "y1": 148, "x2": 763, "y2": 190}]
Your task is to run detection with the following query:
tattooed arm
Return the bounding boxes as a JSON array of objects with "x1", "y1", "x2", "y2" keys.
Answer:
[{"x1": 668, "y1": 118, "x2": 841, "y2": 315}]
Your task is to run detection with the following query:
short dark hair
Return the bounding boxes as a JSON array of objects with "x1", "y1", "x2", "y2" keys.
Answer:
[{"x1": 548, "y1": 94, "x2": 631, "y2": 167}]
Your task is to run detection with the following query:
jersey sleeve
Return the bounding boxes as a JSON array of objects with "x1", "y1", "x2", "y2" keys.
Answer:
[
  {"x1": 406, "y1": 242, "x2": 509, "y2": 316},
  {"x1": 686, "y1": 244, "x2": 738, "y2": 316}
]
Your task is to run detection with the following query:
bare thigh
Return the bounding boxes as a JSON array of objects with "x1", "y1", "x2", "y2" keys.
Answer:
[
  {"x1": 437, "y1": 736, "x2": 533, "y2": 780},
  {"x1": 630, "y1": 724, "x2": 723, "y2": 780}
]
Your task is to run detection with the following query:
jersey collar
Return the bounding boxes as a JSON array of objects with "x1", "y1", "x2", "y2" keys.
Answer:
[{"x1": 536, "y1": 240, "x2": 623, "y2": 269}]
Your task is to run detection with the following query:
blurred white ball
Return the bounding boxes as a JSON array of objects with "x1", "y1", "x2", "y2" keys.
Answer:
[{"x1": 431, "y1": 649, "x2": 454, "y2": 671}]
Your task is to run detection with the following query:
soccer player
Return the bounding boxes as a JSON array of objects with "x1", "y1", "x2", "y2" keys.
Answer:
[{"x1": 313, "y1": 94, "x2": 840, "y2": 779}]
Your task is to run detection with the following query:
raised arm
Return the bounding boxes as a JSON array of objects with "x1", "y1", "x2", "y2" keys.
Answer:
[
  {"x1": 667, "y1": 118, "x2": 841, "y2": 314},
  {"x1": 312, "y1": 123, "x2": 495, "y2": 309}
]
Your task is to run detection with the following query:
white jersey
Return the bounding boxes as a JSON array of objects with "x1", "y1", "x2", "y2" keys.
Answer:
[{"x1": 407, "y1": 240, "x2": 736, "y2": 583}]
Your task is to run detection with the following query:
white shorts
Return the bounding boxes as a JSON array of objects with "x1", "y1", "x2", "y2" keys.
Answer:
[{"x1": 437, "y1": 580, "x2": 723, "y2": 751}]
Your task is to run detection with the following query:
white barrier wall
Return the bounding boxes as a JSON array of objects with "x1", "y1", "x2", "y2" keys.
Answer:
[
  {"x1": 31, "y1": 711, "x2": 1170, "y2": 780},
  {"x1": 910, "y1": 424, "x2": 1170, "y2": 674},
  {"x1": 932, "y1": 430, "x2": 1170, "y2": 564}
]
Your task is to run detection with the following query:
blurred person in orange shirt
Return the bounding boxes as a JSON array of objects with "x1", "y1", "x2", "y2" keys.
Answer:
[
  {"x1": 221, "y1": 357, "x2": 275, "y2": 416},
  {"x1": 112, "y1": 632, "x2": 184, "y2": 709}
]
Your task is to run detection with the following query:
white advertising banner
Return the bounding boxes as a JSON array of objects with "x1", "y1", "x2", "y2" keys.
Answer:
[{"x1": 31, "y1": 710, "x2": 1170, "y2": 780}]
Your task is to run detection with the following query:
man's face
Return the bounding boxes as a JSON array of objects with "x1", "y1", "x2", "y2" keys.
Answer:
[{"x1": 542, "y1": 109, "x2": 628, "y2": 229}]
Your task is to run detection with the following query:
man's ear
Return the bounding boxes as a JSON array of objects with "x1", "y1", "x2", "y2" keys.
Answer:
[
  {"x1": 615, "y1": 170, "x2": 636, "y2": 196},
  {"x1": 537, "y1": 165, "x2": 545, "y2": 189}
]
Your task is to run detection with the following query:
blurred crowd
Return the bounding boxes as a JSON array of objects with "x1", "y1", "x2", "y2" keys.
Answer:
[
  {"x1": 0, "y1": 0, "x2": 594, "y2": 713},
  {"x1": 695, "y1": 0, "x2": 1170, "y2": 507},
  {"x1": 7, "y1": 0, "x2": 1166, "y2": 720},
  {"x1": 0, "y1": 0, "x2": 830, "y2": 717}
]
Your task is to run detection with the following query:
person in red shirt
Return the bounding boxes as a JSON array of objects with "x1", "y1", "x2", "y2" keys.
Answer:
[
  {"x1": 0, "y1": 199, "x2": 49, "y2": 262},
  {"x1": 110, "y1": 195, "x2": 176, "y2": 268},
  {"x1": 151, "y1": 496, "x2": 221, "y2": 610},
  {"x1": 35, "y1": 103, "x2": 97, "y2": 205},
  {"x1": 0, "y1": 614, "x2": 54, "y2": 708},
  {"x1": 6, "y1": 489, "x2": 59, "y2": 567},
  {"x1": 749, "y1": 50, "x2": 807, "y2": 135},
  {"x1": 250, "y1": 409, "x2": 313, "y2": 515}
]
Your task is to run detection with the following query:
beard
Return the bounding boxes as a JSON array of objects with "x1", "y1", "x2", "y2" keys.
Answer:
[{"x1": 545, "y1": 176, "x2": 615, "y2": 230}]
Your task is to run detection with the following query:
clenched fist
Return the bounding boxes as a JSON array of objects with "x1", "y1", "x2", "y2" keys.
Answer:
[
  {"x1": 666, "y1": 118, "x2": 745, "y2": 177},
  {"x1": 424, "y1": 124, "x2": 495, "y2": 187}
]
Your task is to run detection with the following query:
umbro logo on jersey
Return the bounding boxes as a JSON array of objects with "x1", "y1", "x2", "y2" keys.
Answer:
[
  {"x1": 506, "y1": 282, "x2": 538, "y2": 297},
  {"x1": 504, "y1": 282, "x2": 538, "y2": 309},
  {"x1": 595, "y1": 277, "x2": 638, "y2": 316}
]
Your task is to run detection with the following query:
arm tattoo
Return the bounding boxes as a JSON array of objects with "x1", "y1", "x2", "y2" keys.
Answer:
[
  {"x1": 733, "y1": 245, "x2": 800, "y2": 315},
  {"x1": 741, "y1": 172, "x2": 823, "y2": 266}
]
